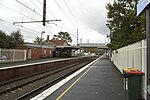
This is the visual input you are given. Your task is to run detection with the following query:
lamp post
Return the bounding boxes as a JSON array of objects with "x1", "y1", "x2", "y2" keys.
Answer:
[
  {"x1": 40, "y1": 31, "x2": 45, "y2": 58},
  {"x1": 106, "y1": 23, "x2": 112, "y2": 58}
]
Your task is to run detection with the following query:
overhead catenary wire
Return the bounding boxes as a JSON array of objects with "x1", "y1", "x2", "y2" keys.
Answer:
[
  {"x1": 0, "y1": 2, "x2": 34, "y2": 20},
  {"x1": 0, "y1": 17, "x2": 49, "y2": 38},
  {"x1": 0, "y1": 21, "x2": 12, "y2": 33},
  {"x1": 36, "y1": 0, "x2": 77, "y2": 38},
  {"x1": 61, "y1": 0, "x2": 84, "y2": 38},
  {"x1": 30, "y1": 0, "x2": 53, "y2": 20},
  {"x1": 16, "y1": 0, "x2": 42, "y2": 17},
  {"x1": 0, "y1": 18, "x2": 42, "y2": 36},
  {"x1": 29, "y1": 0, "x2": 42, "y2": 12},
  {"x1": 0, "y1": 0, "x2": 78, "y2": 42},
  {"x1": 37, "y1": 0, "x2": 57, "y2": 19},
  {"x1": 37, "y1": 0, "x2": 42, "y2": 5},
  {"x1": 54, "y1": 0, "x2": 77, "y2": 28},
  {"x1": 62, "y1": 0, "x2": 80, "y2": 26}
]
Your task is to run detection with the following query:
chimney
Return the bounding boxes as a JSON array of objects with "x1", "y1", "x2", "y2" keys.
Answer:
[{"x1": 47, "y1": 35, "x2": 49, "y2": 40}]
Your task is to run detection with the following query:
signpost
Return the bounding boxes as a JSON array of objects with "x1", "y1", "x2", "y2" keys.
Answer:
[
  {"x1": 137, "y1": 0, "x2": 150, "y2": 16},
  {"x1": 137, "y1": 0, "x2": 150, "y2": 100}
]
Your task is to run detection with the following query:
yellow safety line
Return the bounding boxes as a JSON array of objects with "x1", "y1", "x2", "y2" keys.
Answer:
[{"x1": 56, "y1": 59, "x2": 99, "y2": 100}]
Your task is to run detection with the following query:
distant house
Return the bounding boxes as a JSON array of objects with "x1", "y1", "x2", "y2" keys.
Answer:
[{"x1": 47, "y1": 39, "x2": 79, "y2": 57}]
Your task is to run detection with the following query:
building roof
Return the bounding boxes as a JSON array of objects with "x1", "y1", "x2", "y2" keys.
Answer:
[
  {"x1": 56, "y1": 45, "x2": 80, "y2": 49},
  {"x1": 49, "y1": 40, "x2": 70, "y2": 46},
  {"x1": 79, "y1": 43, "x2": 108, "y2": 49},
  {"x1": 23, "y1": 42, "x2": 55, "y2": 49}
]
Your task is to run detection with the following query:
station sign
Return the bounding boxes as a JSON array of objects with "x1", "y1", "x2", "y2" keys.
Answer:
[{"x1": 137, "y1": 0, "x2": 150, "y2": 16}]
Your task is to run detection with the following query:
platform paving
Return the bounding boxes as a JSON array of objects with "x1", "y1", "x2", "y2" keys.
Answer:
[{"x1": 44, "y1": 55, "x2": 126, "y2": 100}]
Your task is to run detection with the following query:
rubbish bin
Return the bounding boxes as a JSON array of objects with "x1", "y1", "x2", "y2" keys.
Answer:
[{"x1": 123, "y1": 68, "x2": 144, "y2": 100}]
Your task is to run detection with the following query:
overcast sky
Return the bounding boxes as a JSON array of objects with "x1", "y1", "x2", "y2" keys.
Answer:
[{"x1": 0, "y1": 0, "x2": 113, "y2": 45}]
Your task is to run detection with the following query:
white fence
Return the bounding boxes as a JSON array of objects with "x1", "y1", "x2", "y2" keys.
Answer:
[
  {"x1": 111, "y1": 39, "x2": 147, "y2": 99},
  {"x1": 0, "y1": 48, "x2": 27, "y2": 63}
]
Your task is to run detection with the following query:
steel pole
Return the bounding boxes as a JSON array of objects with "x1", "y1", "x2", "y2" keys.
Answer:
[
  {"x1": 43, "y1": 0, "x2": 46, "y2": 26},
  {"x1": 40, "y1": 31, "x2": 45, "y2": 58},
  {"x1": 146, "y1": 5, "x2": 150, "y2": 100}
]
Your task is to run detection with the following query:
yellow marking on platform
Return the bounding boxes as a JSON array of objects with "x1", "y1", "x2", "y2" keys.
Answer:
[{"x1": 56, "y1": 59, "x2": 99, "y2": 100}]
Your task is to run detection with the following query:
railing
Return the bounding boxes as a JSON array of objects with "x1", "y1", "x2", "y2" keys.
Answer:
[
  {"x1": 0, "y1": 48, "x2": 26, "y2": 63},
  {"x1": 111, "y1": 39, "x2": 147, "y2": 99}
]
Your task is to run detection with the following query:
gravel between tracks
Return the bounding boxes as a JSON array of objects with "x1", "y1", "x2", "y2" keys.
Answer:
[{"x1": 0, "y1": 62, "x2": 88, "y2": 100}]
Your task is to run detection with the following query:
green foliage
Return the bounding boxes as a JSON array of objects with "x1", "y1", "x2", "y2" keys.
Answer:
[
  {"x1": 52, "y1": 31, "x2": 72, "y2": 43},
  {"x1": 9, "y1": 30, "x2": 24, "y2": 48},
  {"x1": 0, "y1": 31, "x2": 9, "y2": 48},
  {"x1": 33, "y1": 37, "x2": 44, "y2": 44},
  {"x1": 0, "y1": 30, "x2": 24, "y2": 49},
  {"x1": 106, "y1": 0, "x2": 146, "y2": 50}
]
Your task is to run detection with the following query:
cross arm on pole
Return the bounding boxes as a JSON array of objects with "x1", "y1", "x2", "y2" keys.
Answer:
[{"x1": 13, "y1": 19, "x2": 61, "y2": 25}]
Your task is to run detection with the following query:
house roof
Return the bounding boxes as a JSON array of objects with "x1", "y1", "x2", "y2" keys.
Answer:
[
  {"x1": 49, "y1": 40, "x2": 69, "y2": 46},
  {"x1": 23, "y1": 42, "x2": 55, "y2": 49}
]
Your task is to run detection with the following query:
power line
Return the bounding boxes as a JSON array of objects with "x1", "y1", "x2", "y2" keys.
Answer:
[
  {"x1": 0, "y1": 21, "x2": 12, "y2": 33},
  {"x1": 0, "y1": 19, "x2": 37, "y2": 41},
  {"x1": 54, "y1": 0, "x2": 76, "y2": 28},
  {"x1": 29, "y1": 0, "x2": 42, "y2": 12},
  {"x1": 36, "y1": 0, "x2": 74, "y2": 34},
  {"x1": 16, "y1": 0, "x2": 42, "y2": 17},
  {"x1": 60, "y1": 0, "x2": 84, "y2": 38},
  {"x1": 0, "y1": 2, "x2": 34, "y2": 20},
  {"x1": 0, "y1": 1, "x2": 77, "y2": 41},
  {"x1": 37, "y1": 0, "x2": 56, "y2": 19},
  {"x1": 16, "y1": 0, "x2": 76, "y2": 37},
  {"x1": 62, "y1": 0, "x2": 80, "y2": 26},
  {"x1": 0, "y1": 18, "x2": 41, "y2": 35},
  {"x1": 37, "y1": 0, "x2": 42, "y2": 5}
]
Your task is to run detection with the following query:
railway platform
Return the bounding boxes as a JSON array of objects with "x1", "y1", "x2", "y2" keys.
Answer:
[
  {"x1": 32, "y1": 55, "x2": 126, "y2": 100},
  {"x1": 0, "y1": 57, "x2": 66, "y2": 68}
]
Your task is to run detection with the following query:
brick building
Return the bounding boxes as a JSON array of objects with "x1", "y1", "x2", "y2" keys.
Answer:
[{"x1": 17, "y1": 42, "x2": 55, "y2": 60}]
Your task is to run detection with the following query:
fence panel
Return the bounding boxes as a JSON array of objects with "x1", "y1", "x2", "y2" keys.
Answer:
[
  {"x1": 0, "y1": 49, "x2": 26, "y2": 63},
  {"x1": 111, "y1": 39, "x2": 147, "y2": 99}
]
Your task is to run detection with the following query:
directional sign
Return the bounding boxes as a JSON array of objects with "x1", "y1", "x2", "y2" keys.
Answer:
[{"x1": 137, "y1": 0, "x2": 150, "y2": 16}]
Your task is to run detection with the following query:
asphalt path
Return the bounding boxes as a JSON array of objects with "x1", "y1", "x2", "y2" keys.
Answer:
[{"x1": 44, "y1": 55, "x2": 125, "y2": 100}]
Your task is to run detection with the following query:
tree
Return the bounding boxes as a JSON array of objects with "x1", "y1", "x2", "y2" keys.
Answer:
[
  {"x1": 0, "y1": 31, "x2": 9, "y2": 48},
  {"x1": 9, "y1": 30, "x2": 24, "y2": 48},
  {"x1": 52, "y1": 32, "x2": 72, "y2": 43},
  {"x1": 33, "y1": 37, "x2": 44, "y2": 44},
  {"x1": 106, "y1": 0, "x2": 146, "y2": 50}
]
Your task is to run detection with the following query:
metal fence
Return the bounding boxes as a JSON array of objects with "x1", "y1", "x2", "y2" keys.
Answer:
[
  {"x1": 0, "y1": 48, "x2": 26, "y2": 63},
  {"x1": 111, "y1": 39, "x2": 147, "y2": 99}
]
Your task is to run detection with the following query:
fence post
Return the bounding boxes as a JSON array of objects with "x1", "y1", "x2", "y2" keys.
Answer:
[
  {"x1": 0, "y1": 48, "x2": 1, "y2": 60},
  {"x1": 127, "y1": 45, "x2": 129, "y2": 68},
  {"x1": 24, "y1": 50, "x2": 27, "y2": 61},
  {"x1": 13, "y1": 49, "x2": 15, "y2": 62},
  {"x1": 142, "y1": 40, "x2": 145, "y2": 72}
]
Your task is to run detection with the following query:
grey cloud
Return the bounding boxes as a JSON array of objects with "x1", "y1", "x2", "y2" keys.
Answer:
[{"x1": 67, "y1": 0, "x2": 112, "y2": 35}]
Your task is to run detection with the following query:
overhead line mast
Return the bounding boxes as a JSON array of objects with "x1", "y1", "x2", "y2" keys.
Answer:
[
  {"x1": 14, "y1": 0, "x2": 61, "y2": 26},
  {"x1": 43, "y1": 0, "x2": 46, "y2": 26}
]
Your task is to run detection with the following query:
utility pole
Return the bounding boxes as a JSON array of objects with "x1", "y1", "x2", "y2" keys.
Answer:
[
  {"x1": 43, "y1": 0, "x2": 46, "y2": 26},
  {"x1": 80, "y1": 38, "x2": 82, "y2": 44},
  {"x1": 77, "y1": 29, "x2": 78, "y2": 46},
  {"x1": 137, "y1": 1, "x2": 150, "y2": 99},
  {"x1": 146, "y1": 6, "x2": 150, "y2": 99},
  {"x1": 40, "y1": 31, "x2": 45, "y2": 58},
  {"x1": 13, "y1": 0, "x2": 61, "y2": 26}
]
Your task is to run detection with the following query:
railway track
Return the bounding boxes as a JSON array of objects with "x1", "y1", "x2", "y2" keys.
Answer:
[{"x1": 0, "y1": 61, "x2": 90, "y2": 100}]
